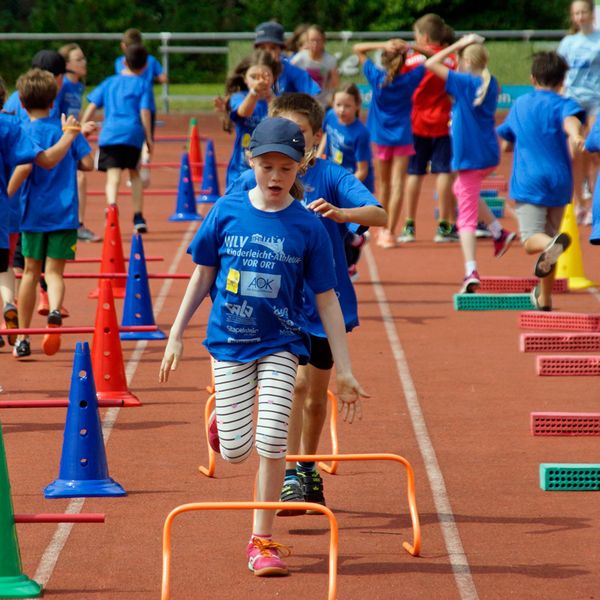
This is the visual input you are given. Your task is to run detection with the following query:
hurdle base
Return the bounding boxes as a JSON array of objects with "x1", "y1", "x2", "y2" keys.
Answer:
[
  {"x1": 168, "y1": 212, "x2": 203, "y2": 222},
  {"x1": 0, "y1": 574, "x2": 42, "y2": 599},
  {"x1": 97, "y1": 390, "x2": 142, "y2": 407},
  {"x1": 44, "y1": 477, "x2": 126, "y2": 499},
  {"x1": 120, "y1": 329, "x2": 167, "y2": 341},
  {"x1": 566, "y1": 276, "x2": 599, "y2": 290}
]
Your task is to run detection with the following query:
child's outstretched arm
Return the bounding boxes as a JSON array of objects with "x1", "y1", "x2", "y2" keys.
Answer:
[
  {"x1": 425, "y1": 33, "x2": 484, "y2": 80},
  {"x1": 81, "y1": 102, "x2": 96, "y2": 127},
  {"x1": 34, "y1": 114, "x2": 82, "y2": 169},
  {"x1": 159, "y1": 265, "x2": 217, "y2": 382},
  {"x1": 307, "y1": 198, "x2": 387, "y2": 228},
  {"x1": 353, "y1": 39, "x2": 407, "y2": 64},
  {"x1": 316, "y1": 289, "x2": 369, "y2": 423},
  {"x1": 564, "y1": 115, "x2": 585, "y2": 153}
]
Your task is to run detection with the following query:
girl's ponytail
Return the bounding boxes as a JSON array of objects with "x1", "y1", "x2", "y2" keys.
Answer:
[
  {"x1": 381, "y1": 50, "x2": 406, "y2": 86},
  {"x1": 461, "y1": 44, "x2": 491, "y2": 107},
  {"x1": 473, "y1": 67, "x2": 492, "y2": 107}
]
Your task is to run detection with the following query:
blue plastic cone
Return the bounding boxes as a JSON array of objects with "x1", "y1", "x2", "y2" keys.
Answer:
[
  {"x1": 120, "y1": 234, "x2": 166, "y2": 341},
  {"x1": 44, "y1": 342, "x2": 126, "y2": 498},
  {"x1": 591, "y1": 194, "x2": 600, "y2": 245},
  {"x1": 169, "y1": 152, "x2": 203, "y2": 221},
  {"x1": 197, "y1": 138, "x2": 221, "y2": 204}
]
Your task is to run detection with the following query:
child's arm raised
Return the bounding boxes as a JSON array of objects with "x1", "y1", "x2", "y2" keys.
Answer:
[
  {"x1": 315, "y1": 289, "x2": 369, "y2": 423},
  {"x1": 34, "y1": 114, "x2": 82, "y2": 169},
  {"x1": 425, "y1": 33, "x2": 484, "y2": 80},
  {"x1": 307, "y1": 197, "x2": 387, "y2": 228},
  {"x1": 159, "y1": 265, "x2": 217, "y2": 382},
  {"x1": 353, "y1": 39, "x2": 407, "y2": 64}
]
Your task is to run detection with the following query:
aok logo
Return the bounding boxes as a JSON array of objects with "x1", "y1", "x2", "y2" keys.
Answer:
[{"x1": 240, "y1": 271, "x2": 281, "y2": 299}]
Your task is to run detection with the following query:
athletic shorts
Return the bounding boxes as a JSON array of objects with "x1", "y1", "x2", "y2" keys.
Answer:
[
  {"x1": 407, "y1": 134, "x2": 452, "y2": 175},
  {"x1": 373, "y1": 143, "x2": 415, "y2": 161},
  {"x1": 98, "y1": 144, "x2": 142, "y2": 171},
  {"x1": 514, "y1": 203, "x2": 564, "y2": 242},
  {"x1": 0, "y1": 248, "x2": 8, "y2": 272},
  {"x1": 21, "y1": 229, "x2": 77, "y2": 261},
  {"x1": 308, "y1": 334, "x2": 334, "y2": 371}
]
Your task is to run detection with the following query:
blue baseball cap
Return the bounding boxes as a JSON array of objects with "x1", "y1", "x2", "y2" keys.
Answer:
[
  {"x1": 249, "y1": 117, "x2": 305, "y2": 162},
  {"x1": 254, "y1": 21, "x2": 285, "y2": 47}
]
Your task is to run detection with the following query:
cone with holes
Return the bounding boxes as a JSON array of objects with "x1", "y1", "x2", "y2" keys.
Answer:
[
  {"x1": 89, "y1": 205, "x2": 127, "y2": 299},
  {"x1": 188, "y1": 117, "x2": 203, "y2": 183},
  {"x1": 197, "y1": 138, "x2": 220, "y2": 204},
  {"x1": 92, "y1": 280, "x2": 141, "y2": 407},
  {"x1": 44, "y1": 341, "x2": 126, "y2": 498},
  {"x1": 120, "y1": 233, "x2": 166, "y2": 340},
  {"x1": 168, "y1": 152, "x2": 203, "y2": 222},
  {"x1": 555, "y1": 203, "x2": 598, "y2": 289},
  {"x1": 0, "y1": 423, "x2": 42, "y2": 597}
]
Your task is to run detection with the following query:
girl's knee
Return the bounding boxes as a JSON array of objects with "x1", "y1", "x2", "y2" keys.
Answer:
[{"x1": 220, "y1": 445, "x2": 252, "y2": 464}]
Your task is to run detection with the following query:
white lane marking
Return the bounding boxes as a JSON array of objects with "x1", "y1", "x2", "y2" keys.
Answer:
[
  {"x1": 33, "y1": 222, "x2": 198, "y2": 588},
  {"x1": 364, "y1": 246, "x2": 480, "y2": 600},
  {"x1": 587, "y1": 287, "x2": 600, "y2": 304}
]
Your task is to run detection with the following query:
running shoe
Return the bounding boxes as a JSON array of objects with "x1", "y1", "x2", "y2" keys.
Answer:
[
  {"x1": 493, "y1": 229, "x2": 516, "y2": 258},
  {"x1": 534, "y1": 233, "x2": 571, "y2": 278},
  {"x1": 530, "y1": 285, "x2": 552, "y2": 312},
  {"x1": 77, "y1": 225, "x2": 101, "y2": 243},
  {"x1": 434, "y1": 223, "x2": 459, "y2": 243},
  {"x1": 3, "y1": 303, "x2": 19, "y2": 346},
  {"x1": 41, "y1": 309, "x2": 62, "y2": 356},
  {"x1": 298, "y1": 469, "x2": 326, "y2": 513},
  {"x1": 397, "y1": 222, "x2": 416, "y2": 243},
  {"x1": 246, "y1": 537, "x2": 290, "y2": 577},
  {"x1": 276, "y1": 478, "x2": 306, "y2": 517},
  {"x1": 133, "y1": 213, "x2": 148, "y2": 234},
  {"x1": 475, "y1": 222, "x2": 492, "y2": 238},
  {"x1": 459, "y1": 270, "x2": 481, "y2": 294},
  {"x1": 13, "y1": 338, "x2": 31, "y2": 358}
]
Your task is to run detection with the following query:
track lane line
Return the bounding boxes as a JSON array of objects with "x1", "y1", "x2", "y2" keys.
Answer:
[
  {"x1": 33, "y1": 221, "x2": 198, "y2": 589},
  {"x1": 364, "y1": 245, "x2": 480, "y2": 600}
]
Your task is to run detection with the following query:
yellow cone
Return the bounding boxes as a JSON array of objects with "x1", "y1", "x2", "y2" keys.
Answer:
[{"x1": 555, "y1": 204, "x2": 597, "y2": 289}]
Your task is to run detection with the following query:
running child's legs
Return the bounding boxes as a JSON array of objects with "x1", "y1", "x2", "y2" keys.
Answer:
[
  {"x1": 454, "y1": 169, "x2": 485, "y2": 270},
  {"x1": 300, "y1": 365, "x2": 332, "y2": 456},
  {"x1": 44, "y1": 257, "x2": 67, "y2": 314},
  {"x1": 77, "y1": 171, "x2": 88, "y2": 224},
  {"x1": 128, "y1": 168, "x2": 143, "y2": 214},
  {"x1": 405, "y1": 174, "x2": 423, "y2": 222},
  {"x1": 375, "y1": 157, "x2": 391, "y2": 214},
  {"x1": 0, "y1": 247, "x2": 14, "y2": 307},
  {"x1": 437, "y1": 172, "x2": 455, "y2": 224},
  {"x1": 17, "y1": 257, "x2": 42, "y2": 334},
  {"x1": 386, "y1": 155, "x2": 409, "y2": 235},
  {"x1": 105, "y1": 167, "x2": 122, "y2": 205}
]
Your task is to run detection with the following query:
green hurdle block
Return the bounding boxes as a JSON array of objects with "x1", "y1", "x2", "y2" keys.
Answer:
[
  {"x1": 540, "y1": 463, "x2": 600, "y2": 491},
  {"x1": 484, "y1": 197, "x2": 505, "y2": 208},
  {"x1": 453, "y1": 293, "x2": 535, "y2": 311}
]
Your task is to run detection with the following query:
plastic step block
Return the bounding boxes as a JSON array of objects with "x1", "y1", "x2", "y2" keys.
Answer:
[
  {"x1": 480, "y1": 277, "x2": 568, "y2": 294},
  {"x1": 520, "y1": 332, "x2": 600, "y2": 353},
  {"x1": 454, "y1": 293, "x2": 534, "y2": 311},
  {"x1": 519, "y1": 311, "x2": 600, "y2": 332},
  {"x1": 480, "y1": 190, "x2": 498, "y2": 198},
  {"x1": 539, "y1": 463, "x2": 600, "y2": 491},
  {"x1": 481, "y1": 180, "x2": 507, "y2": 192},
  {"x1": 531, "y1": 412, "x2": 600, "y2": 436},
  {"x1": 536, "y1": 355, "x2": 600, "y2": 376},
  {"x1": 484, "y1": 198, "x2": 505, "y2": 208},
  {"x1": 490, "y1": 206, "x2": 504, "y2": 218}
]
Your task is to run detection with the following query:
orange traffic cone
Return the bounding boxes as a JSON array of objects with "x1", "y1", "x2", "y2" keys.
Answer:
[
  {"x1": 555, "y1": 203, "x2": 598, "y2": 290},
  {"x1": 91, "y1": 280, "x2": 141, "y2": 407},
  {"x1": 188, "y1": 118, "x2": 203, "y2": 184},
  {"x1": 89, "y1": 205, "x2": 126, "y2": 299}
]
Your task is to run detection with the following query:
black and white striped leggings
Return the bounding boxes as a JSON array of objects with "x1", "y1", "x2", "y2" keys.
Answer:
[{"x1": 213, "y1": 351, "x2": 299, "y2": 463}]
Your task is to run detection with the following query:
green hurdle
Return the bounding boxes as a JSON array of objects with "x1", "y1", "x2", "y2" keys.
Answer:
[
  {"x1": 540, "y1": 464, "x2": 600, "y2": 491},
  {"x1": 454, "y1": 293, "x2": 535, "y2": 311}
]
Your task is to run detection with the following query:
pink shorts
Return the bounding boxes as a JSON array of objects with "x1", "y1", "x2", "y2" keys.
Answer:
[
  {"x1": 373, "y1": 143, "x2": 415, "y2": 161},
  {"x1": 453, "y1": 167, "x2": 494, "y2": 233}
]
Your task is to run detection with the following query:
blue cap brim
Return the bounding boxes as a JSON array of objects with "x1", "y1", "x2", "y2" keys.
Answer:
[{"x1": 250, "y1": 144, "x2": 303, "y2": 162}]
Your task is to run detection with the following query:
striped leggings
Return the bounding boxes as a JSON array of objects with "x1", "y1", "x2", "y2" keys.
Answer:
[{"x1": 213, "y1": 351, "x2": 299, "y2": 463}]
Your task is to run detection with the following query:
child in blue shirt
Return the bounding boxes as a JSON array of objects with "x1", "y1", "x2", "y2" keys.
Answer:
[
  {"x1": 9, "y1": 68, "x2": 93, "y2": 359},
  {"x1": 497, "y1": 51, "x2": 585, "y2": 310},
  {"x1": 425, "y1": 34, "x2": 515, "y2": 294},
  {"x1": 227, "y1": 93, "x2": 386, "y2": 513},
  {"x1": 160, "y1": 117, "x2": 366, "y2": 578},
  {"x1": 353, "y1": 39, "x2": 425, "y2": 248},
  {"x1": 223, "y1": 50, "x2": 279, "y2": 187},
  {"x1": 584, "y1": 118, "x2": 600, "y2": 244},
  {"x1": 82, "y1": 44, "x2": 153, "y2": 233}
]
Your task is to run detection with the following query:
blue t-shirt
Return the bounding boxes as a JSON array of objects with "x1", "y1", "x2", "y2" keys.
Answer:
[
  {"x1": 114, "y1": 55, "x2": 163, "y2": 113},
  {"x1": 558, "y1": 31, "x2": 600, "y2": 109},
  {"x1": 227, "y1": 159, "x2": 381, "y2": 337},
  {"x1": 585, "y1": 119, "x2": 600, "y2": 243},
  {"x1": 60, "y1": 78, "x2": 85, "y2": 118},
  {"x1": 497, "y1": 90, "x2": 585, "y2": 207},
  {"x1": 188, "y1": 191, "x2": 336, "y2": 362},
  {"x1": 275, "y1": 59, "x2": 321, "y2": 96},
  {"x1": 445, "y1": 70, "x2": 500, "y2": 171},
  {"x1": 323, "y1": 110, "x2": 374, "y2": 192},
  {"x1": 225, "y1": 91, "x2": 269, "y2": 188},
  {"x1": 0, "y1": 113, "x2": 42, "y2": 247},
  {"x1": 4, "y1": 84, "x2": 67, "y2": 123},
  {"x1": 19, "y1": 117, "x2": 91, "y2": 233},
  {"x1": 362, "y1": 59, "x2": 424, "y2": 146},
  {"x1": 88, "y1": 74, "x2": 152, "y2": 148}
]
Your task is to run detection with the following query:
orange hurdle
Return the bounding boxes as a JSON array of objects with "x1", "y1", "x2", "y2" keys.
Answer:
[{"x1": 161, "y1": 501, "x2": 338, "y2": 600}]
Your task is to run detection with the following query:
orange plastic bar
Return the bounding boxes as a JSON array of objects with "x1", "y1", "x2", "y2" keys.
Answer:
[
  {"x1": 198, "y1": 393, "x2": 217, "y2": 477},
  {"x1": 318, "y1": 390, "x2": 340, "y2": 475},
  {"x1": 161, "y1": 501, "x2": 338, "y2": 600}
]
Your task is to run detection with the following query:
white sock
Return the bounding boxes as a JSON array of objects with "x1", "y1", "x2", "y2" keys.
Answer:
[
  {"x1": 488, "y1": 220, "x2": 503, "y2": 239},
  {"x1": 465, "y1": 261, "x2": 477, "y2": 276}
]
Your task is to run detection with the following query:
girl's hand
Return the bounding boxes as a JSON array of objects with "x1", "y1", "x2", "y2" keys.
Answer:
[
  {"x1": 335, "y1": 372, "x2": 370, "y2": 424},
  {"x1": 386, "y1": 39, "x2": 408, "y2": 54},
  {"x1": 213, "y1": 96, "x2": 227, "y2": 114},
  {"x1": 459, "y1": 33, "x2": 485, "y2": 48},
  {"x1": 81, "y1": 121, "x2": 96, "y2": 138},
  {"x1": 307, "y1": 198, "x2": 347, "y2": 223},
  {"x1": 159, "y1": 337, "x2": 183, "y2": 383}
]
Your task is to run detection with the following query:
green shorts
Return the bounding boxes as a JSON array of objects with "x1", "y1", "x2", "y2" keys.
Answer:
[{"x1": 21, "y1": 229, "x2": 77, "y2": 261}]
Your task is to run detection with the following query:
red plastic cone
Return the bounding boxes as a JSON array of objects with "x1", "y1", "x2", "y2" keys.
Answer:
[
  {"x1": 88, "y1": 205, "x2": 126, "y2": 299},
  {"x1": 188, "y1": 118, "x2": 203, "y2": 184},
  {"x1": 91, "y1": 280, "x2": 141, "y2": 407}
]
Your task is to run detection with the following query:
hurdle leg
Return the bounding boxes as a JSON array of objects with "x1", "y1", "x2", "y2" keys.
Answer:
[
  {"x1": 198, "y1": 393, "x2": 217, "y2": 477},
  {"x1": 319, "y1": 390, "x2": 340, "y2": 475}
]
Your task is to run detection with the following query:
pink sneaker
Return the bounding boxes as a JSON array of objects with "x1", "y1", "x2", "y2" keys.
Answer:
[
  {"x1": 207, "y1": 410, "x2": 220, "y2": 453},
  {"x1": 493, "y1": 229, "x2": 516, "y2": 258},
  {"x1": 246, "y1": 537, "x2": 290, "y2": 577},
  {"x1": 460, "y1": 270, "x2": 480, "y2": 294}
]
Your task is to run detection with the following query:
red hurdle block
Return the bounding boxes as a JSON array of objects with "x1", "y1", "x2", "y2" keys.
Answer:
[
  {"x1": 481, "y1": 179, "x2": 507, "y2": 192},
  {"x1": 536, "y1": 355, "x2": 600, "y2": 376},
  {"x1": 14, "y1": 513, "x2": 105, "y2": 523},
  {"x1": 0, "y1": 398, "x2": 123, "y2": 409},
  {"x1": 520, "y1": 332, "x2": 600, "y2": 353},
  {"x1": 530, "y1": 412, "x2": 600, "y2": 436},
  {"x1": 479, "y1": 276, "x2": 568, "y2": 294},
  {"x1": 519, "y1": 311, "x2": 600, "y2": 332}
]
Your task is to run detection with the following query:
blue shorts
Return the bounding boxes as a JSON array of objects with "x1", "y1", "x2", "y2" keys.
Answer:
[{"x1": 408, "y1": 134, "x2": 452, "y2": 175}]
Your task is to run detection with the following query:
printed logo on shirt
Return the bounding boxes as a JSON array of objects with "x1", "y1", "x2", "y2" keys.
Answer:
[
  {"x1": 240, "y1": 271, "x2": 281, "y2": 298},
  {"x1": 333, "y1": 149, "x2": 343, "y2": 164},
  {"x1": 225, "y1": 300, "x2": 254, "y2": 318},
  {"x1": 242, "y1": 133, "x2": 251, "y2": 148},
  {"x1": 250, "y1": 233, "x2": 284, "y2": 255},
  {"x1": 226, "y1": 268, "x2": 240, "y2": 293}
]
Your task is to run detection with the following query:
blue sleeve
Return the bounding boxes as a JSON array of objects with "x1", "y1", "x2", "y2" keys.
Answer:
[
  {"x1": 87, "y1": 80, "x2": 105, "y2": 108},
  {"x1": 446, "y1": 70, "x2": 475, "y2": 100},
  {"x1": 362, "y1": 59, "x2": 381, "y2": 88},
  {"x1": 140, "y1": 81, "x2": 153, "y2": 111},
  {"x1": 330, "y1": 165, "x2": 381, "y2": 210},
  {"x1": 585, "y1": 118, "x2": 600, "y2": 152},
  {"x1": 188, "y1": 201, "x2": 222, "y2": 266},
  {"x1": 496, "y1": 109, "x2": 515, "y2": 142},
  {"x1": 72, "y1": 134, "x2": 92, "y2": 161},
  {"x1": 561, "y1": 97, "x2": 586, "y2": 124},
  {"x1": 354, "y1": 127, "x2": 372, "y2": 163},
  {"x1": 114, "y1": 56, "x2": 124, "y2": 74},
  {"x1": 225, "y1": 169, "x2": 256, "y2": 195},
  {"x1": 3, "y1": 93, "x2": 21, "y2": 116},
  {"x1": 229, "y1": 92, "x2": 246, "y2": 122},
  {"x1": 4, "y1": 125, "x2": 42, "y2": 167},
  {"x1": 304, "y1": 219, "x2": 337, "y2": 294},
  {"x1": 293, "y1": 63, "x2": 320, "y2": 95}
]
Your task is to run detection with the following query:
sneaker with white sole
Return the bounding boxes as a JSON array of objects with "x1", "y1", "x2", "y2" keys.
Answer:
[
  {"x1": 460, "y1": 270, "x2": 480, "y2": 294},
  {"x1": 534, "y1": 233, "x2": 571, "y2": 278},
  {"x1": 133, "y1": 213, "x2": 148, "y2": 234},
  {"x1": 77, "y1": 225, "x2": 101, "y2": 243},
  {"x1": 276, "y1": 478, "x2": 306, "y2": 517},
  {"x1": 493, "y1": 229, "x2": 516, "y2": 258},
  {"x1": 246, "y1": 537, "x2": 290, "y2": 576},
  {"x1": 476, "y1": 222, "x2": 492, "y2": 238},
  {"x1": 397, "y1": 222, "x2": 416, "y2": 243},
  {"x1": 13, "y1": 338, "x2": 31, "y2": 359}
]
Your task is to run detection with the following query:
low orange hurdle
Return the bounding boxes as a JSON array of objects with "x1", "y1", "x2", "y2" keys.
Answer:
[{"x1": 161, "y1": 501, "x2": 338, "y2": 600}]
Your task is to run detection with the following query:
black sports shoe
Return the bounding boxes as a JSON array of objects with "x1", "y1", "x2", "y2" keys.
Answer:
[
  {"x1": 133, "y1": 213, "x2": 148, "y2": 234},
  {"x1": 276, "y1": 478, "x2": 306, "y2": 517},
  {"x1": 13, "y1": 338, "x2": 31, "y2": 358},
  {"x1": 298, "y1": 469, "x2": 326, "y2": 513}
]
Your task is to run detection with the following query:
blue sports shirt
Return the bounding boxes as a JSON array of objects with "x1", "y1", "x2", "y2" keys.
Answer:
[
  {"x1": 114, "y1": 54, "x2": 163, "y2": 113},
  {"x1": 275, "y1": 59, "x2": 321, "y2": 96},
  {"x1": 60, "y1": 78, "x2": 85, "y2": 118}
]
